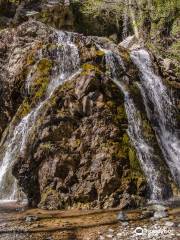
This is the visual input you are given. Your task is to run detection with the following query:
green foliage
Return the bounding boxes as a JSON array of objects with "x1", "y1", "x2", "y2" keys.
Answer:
[
  {"x1": 169, "y1": 41, "x2": 180, "y2": 61},
  {"x1": 79, "y1": 0, "x2": 123, "y2": 18},
  {"x1": 151, "y1": 0, "x2": 179, "y2": 18}
]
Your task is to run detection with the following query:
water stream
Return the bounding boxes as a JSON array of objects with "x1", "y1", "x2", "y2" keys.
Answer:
[
  {"x1": 0, "y1": 31, "x2": 80, "y2": 200},
  {"x1": 131, "y1": 49, "x2": 180, "y2": 187},
  {"x1": 105, "y1": 50, "x2": 171, "y2": 201},
  {"x1": 122, "y1": 0, "x2": 129, "y2": 39}
]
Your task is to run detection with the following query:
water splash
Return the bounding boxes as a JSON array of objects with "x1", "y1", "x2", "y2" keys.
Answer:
[
  {"x1": 131, "y1": 49, "x2": 180, "y2": 187},
  {"x1": 105, "y1": 50, "x2": 171, "y2": 201},
  {"x1": 0, "y1": 31, "x2": 80, "y2": 200}
]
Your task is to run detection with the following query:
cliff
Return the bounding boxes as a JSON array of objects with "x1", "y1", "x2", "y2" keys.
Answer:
[{"x1": 0, "y1": 0, "x2": 179, "y2": 210}]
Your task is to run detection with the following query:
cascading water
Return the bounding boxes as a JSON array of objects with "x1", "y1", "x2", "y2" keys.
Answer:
[
  {"x1": 122, "y1": 0, "x2": 129, "y2": 39},
  {"x1": 105, "y1": 50, "x2": 171, "y2": 201},
  {"x1": 0, "y1": 31, "x2": 80, "y2": 201},
  {"x1": 131, "y1": 49, "x2": 180, "y2": 187}
]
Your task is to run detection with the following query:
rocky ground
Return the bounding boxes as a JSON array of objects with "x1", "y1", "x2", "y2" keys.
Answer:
[{"x1": 0, "y1": 202, "x2": 179, "y2": 240}]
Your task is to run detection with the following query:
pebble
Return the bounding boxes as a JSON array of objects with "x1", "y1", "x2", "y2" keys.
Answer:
[
  {"x1": 151, "y1": 204, "x2": 167, "y2": 211},
  {"x1": 153, "y1": 210, "x2": 168, "y2": 219},
  {"x1": 45, "y1": 237, "x2": 53, "y2": 240},
  {"x1": 106, "y1": 234, "x2": 114, "y2": 238},
  {"x1": 117, "y1": 211, "x2": 127, "y2": 221},
  {"x1": 25, "y1": 215, "x2": 39, "y2": 222},
  {"x1": 165, "y1": 221, "x2": 175, "y2": 227},
  {"x1": 108, "y1": 228, "x2": 114, "y2": 233},
  {"x1": 116, "y1": 233, "x2": 122, "y2": 237},
  {"x1": 121, "y1": 221, "x2": 129, "y2": 226},
  {"x1": 99, "y1": 236, "x2": 105, "y2": 240}
]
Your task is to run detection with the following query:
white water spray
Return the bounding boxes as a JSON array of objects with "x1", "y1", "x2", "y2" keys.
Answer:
[{"x1": 131, "y1": 49, "x2": 180, "y2": 187}]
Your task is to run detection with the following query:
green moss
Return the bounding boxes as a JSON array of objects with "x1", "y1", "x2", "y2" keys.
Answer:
[
  {"x1": 26, "y1": 52, "x2": 36, "y2": 66},
  {"x1": 119, "y1": 49, "x2": 131, "y2": 63},
  {"x1": 40, "y1": 10, "x2": 49, "y2": 21},
  {"x1": 115, "y1": 105, "x2": 126, "y2": 123},
  {"x1": 36, "y1": 58, "x2": 52, "y2": 75},
  {"x1": 47, "y1": 43, "x2": 58, "y2": 52},
  {"x1": 106, "y1": 100, "x2": 116, "y2": 109},
  {"x1": 96, "y1": 50, "x2": 105, "y2": 57},
  {"x1": 121, "y1": 132, "x2": 143, "y2": 178},
  {"x1": 39, "y1": 187, "x2": 61, "y2": 209},
  {"x1": 30, "y1": 58, "x2": 53, "y2": 103},
  {"x1": 69, "y1": 139, "x2": 81, "y2": 150},
  {"x1": 171, "y1": 18, "x2": 180, "y2": 36},
  {"x1": 12, "y1": 57, "x2": 53, "y2": 127},
  {"x1": 122, "y1": 133, "x2": 129, "y2": 145},
  {"x1": 16, "y1": 99, "x2": 31, "y2": 119},
  {"x1": 129, "y1": 148, "x2": 141, "y2": 172},
  {"x1": 142, "y1": 119, "x2": 155, "y2": 141},
  {"x1": 39, "y1": 142, "x2": 55, "y2": 155},
  {"x1": 82, "y1": 63, "x2": 99, "y2": 72},
  {"x1": 115, "y1": 149, "x2": 127, "y2": 160},
  {"x1": 33, "y1": 76, "x2": 49, "y2": 100},
  {"x1": 169, "y1": 41, "x2": 180, "y2": 61}
]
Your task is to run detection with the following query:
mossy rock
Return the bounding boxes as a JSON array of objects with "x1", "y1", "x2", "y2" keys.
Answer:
[
  {"x1": 96, "y1": 50, "x2": 105, "y2": 57},
  {"x1": 129, "y1": 148, "x2": 141, "y2": 173},
  {"x1": 82, "y1": 63, "x2": 100, "y2": 73},
  {"x1": 15, "y1": 98, "x2": 31, "y2": 119},
  {"x1": 39, "y1": 188, "x2": 62, "y2": 210},
  {"x1": 115, "y1": 105, "x2": 127, "y2": 123},
  {"x1": 29, "y1": 58, "x2": 53, "y2": 103}
]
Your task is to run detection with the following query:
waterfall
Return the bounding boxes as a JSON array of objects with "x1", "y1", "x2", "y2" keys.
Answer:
[
  {"x1": 0, "y1": 31, "x2": 80, "y2": 201},
  {"x1": 105, "y1": 50, "x2": 171, "y2": 201},
  {"x1": 128, "y1": 0, "x2": 139, "y2": 39},
  {"x1": 122, "y1": 0, "x2": 129, "y2": 39},
  {"x1": 131, "y1": 49, "x2": 180, "y2": 187}
]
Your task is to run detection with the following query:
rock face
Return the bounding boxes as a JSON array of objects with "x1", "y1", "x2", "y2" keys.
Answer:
[
  {"x1": 0, "y1": 1, "x2": 126, "y2": 40},
  {"x1": 0, "y1": 1, "x2": 179, "y2": 210},
  {"x1": 0, "y1": 20, "x2": 53, "y2": 138},
  {"x1": 3, "y1": 21, "x2": 145, "y2": 210}
]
